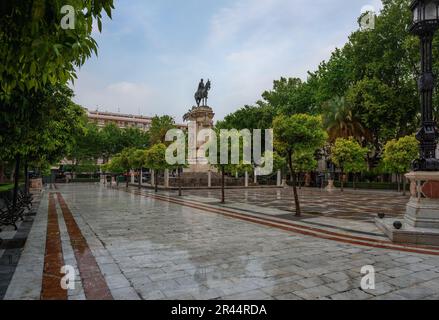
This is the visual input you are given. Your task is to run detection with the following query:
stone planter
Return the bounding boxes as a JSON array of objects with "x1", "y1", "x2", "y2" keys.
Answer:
[{"x1": 30, "y1": 178, "x2": 43, "y2": 190}]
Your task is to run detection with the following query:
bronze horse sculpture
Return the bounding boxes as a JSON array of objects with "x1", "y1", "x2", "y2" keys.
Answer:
[{"x1": 194, "y1": 79, "x2": 211, "y2": 107}]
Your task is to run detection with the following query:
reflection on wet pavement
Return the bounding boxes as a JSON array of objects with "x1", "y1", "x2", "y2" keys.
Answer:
[
  {"x1": 55, "y1": 185, "x2": 439, "y2": 300},
  {"x1": 180, "y1": 188, "x2": 408, "y2": 222},
  {"x1": 4, "y1": 184, "x2": 439, "y2": 300}
]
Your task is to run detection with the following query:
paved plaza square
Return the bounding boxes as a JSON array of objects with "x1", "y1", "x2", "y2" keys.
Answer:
[
  {"x1": 182, "y1": 187, "x2": 408, "y2": 221},
  {"x1": 1, "y1": 184, "x2": 439, "y2": 300},
  {"x1": 4, "y1": 0, "x2": 439, "y2": 309}
]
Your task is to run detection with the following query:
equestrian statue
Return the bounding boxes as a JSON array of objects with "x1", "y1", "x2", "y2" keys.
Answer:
[{"x1": 194, "y1": 79, "x2": 211, "y2": 107}]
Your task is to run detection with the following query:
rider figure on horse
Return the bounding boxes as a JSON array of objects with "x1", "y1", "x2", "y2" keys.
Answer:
[{"x1": 195, "y1": 78, "x2": 211, "y2": 107}]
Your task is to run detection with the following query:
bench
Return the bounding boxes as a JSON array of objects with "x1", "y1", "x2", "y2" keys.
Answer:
[{"x1": 0, "y1": 189, "x2": 34, "y2": 242}]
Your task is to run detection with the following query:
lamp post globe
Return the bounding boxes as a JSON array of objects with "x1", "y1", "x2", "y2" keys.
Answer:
[{"x1": 410, "y1": 0, "x2": 439, "y2": 171}]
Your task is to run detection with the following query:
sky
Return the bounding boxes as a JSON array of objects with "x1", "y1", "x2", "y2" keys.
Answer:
[{"x1": 72, "y1": 0, "x2": 383, "y2": 122}]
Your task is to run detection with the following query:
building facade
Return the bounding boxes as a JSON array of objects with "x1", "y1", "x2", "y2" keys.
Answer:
[{"x1": 86, "y1": 109, "x2": 187, "y2": 131}]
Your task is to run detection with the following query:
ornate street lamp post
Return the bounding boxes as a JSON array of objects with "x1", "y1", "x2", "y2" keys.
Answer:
[
  {"x1": 410, "y1": 0, "x2": 439, "y2": 171},
  {"x1": 376, "y1": 1, "x2": 439, "y2": 246}
]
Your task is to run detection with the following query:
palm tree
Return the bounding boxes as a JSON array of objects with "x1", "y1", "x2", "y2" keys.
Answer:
[{"x1": 322, "y1": 96, "x2": 369, "y2": 143}]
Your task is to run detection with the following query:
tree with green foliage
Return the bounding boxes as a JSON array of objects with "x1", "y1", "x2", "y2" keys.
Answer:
[
  {"x1": 346, "y1": 77, "x2": 410, "y2": 149},
  {"x1": 292, "y1": 151, "x2": 318, "y2": 188},
  {"x1": 273, "y1": 114, "x2": 327, "y2": 216},
  {"x1": 219, "y1": 1, "x2": 423, "y2": 174},
  {"x1": 1, "y1": 1, "x2": 113, "y2": 205},
  {"x1": 122, "y1": 127, "x2": 150, "y2": 150},
  {"x1": 130, "y1": 149, "x2": 148, "y2": 189},
  {"x1": 0, "y1": 0, "x2": 114, "y2": 97},
  {"x1": 216, "y1": 104, "x2": 276, "y2": 158},
  {"x1": 322, "y1": 96, "x2": 369, "y2": 143},
  {"x1": 149, "y1": 116, "x2": 176, "y2": 145},
  {"x1": 101, "y1": 148, "x2": 134, "y2": 188},
  {"x1": 331, "y1": 138, "x2": 368, "y2": 192},
  {"x1": 165, "y1": 131, "x2": 189, "y2": 196},
  {"x1": 99, "y1": 123, "x2": 125, "y2": 163},
  {"x1": 118, "y1": 148, "x2": 136, "y2": 188},
  {"x1": 269, "y1": 151, "x2": 287, "y2": 174},
  {"x1": 206, "y1": 129, "x2": 252, "y2": 204},
  {"x1": 69, "y1": 122, "x2": 103, "y2": 165},
  {"x1": 309, "y1": 47, "x2": 354, "y2": 107},
  {"x1": 102, "y1": 155, "x2": 124, "y2": 186},
  {"x1": 310, "y1": 0, "x2": 420, "y2": 165},
  {"x1": 216, "y1": 103, "x2": 276, "y2": 132},
  {"x1": 28, "y1": 111, "x2": 90, "y2": 187},
  {"x1": 69, "y1": 122, "x2": 150, "y2": 166},
  {"x1": 382, "y1": 135, "x2": 419, "y2": 195},
  {"x1": 144, "y1": 144, "x2": 170, "y2": 193},
  {"x1": 1, "y1": 85, "x2": 87, "y2": 161},
  {"x1": 258, "y1": 150, "x2": 287, "y2": 185},
  {"x1": 262, "y1": 77, "x2": 317, "y2": 115},
  {"x1": 1, "y1": 84, "x2": 87, "y2": 202}
]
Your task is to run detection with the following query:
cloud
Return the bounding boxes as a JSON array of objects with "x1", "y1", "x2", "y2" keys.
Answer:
[
  {"x1": 73, "y1": 0, "x2": 384, "y2": 121},
  {"x1": 107, "y1": 82, "x2": 152, "y2": 96},
  {"x1": 72, "y1": 73, "x2": 157, "y2": 115},
  {"x1": 208, "y1": 0, "x2": 280, "y2": 46},
  {"x1": 200, "y1": 0, "x2": 380, "y2": 118}
]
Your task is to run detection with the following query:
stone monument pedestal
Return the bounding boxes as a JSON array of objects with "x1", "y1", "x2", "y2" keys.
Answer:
[
  {"x1": 183, "y1": 105, "x2": 215, "y2": 174},
  {"x1": 326, "y1": 179, "x2": 336, "y2": 192},
  {"x1": 376, "y1": 172, "x2": 439, "y2": 246}
]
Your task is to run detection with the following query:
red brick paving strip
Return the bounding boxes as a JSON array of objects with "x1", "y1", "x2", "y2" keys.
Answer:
[
  {"x1": 56, "y1": 193, "x2": 113, "y2": 300},
  {"x1": 41, "y1": 193, "x2": 68, "y2": 300}
]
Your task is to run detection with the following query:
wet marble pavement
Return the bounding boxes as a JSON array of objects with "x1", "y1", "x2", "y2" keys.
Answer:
[
  {"x1": 2, "y1": 184, "x2": 439, "y2": 300},
  {"x1": 180, "y1": 188, "x2": 408, "y2": 222}
]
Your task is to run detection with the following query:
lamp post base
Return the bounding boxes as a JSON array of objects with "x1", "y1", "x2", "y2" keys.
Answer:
[
  {"x1": 375, "y1": 218, "x2": 439, "y2": 246},
  {"x1": 376, "y1": 172, "x2": 439, "y2": 246},
  {"x1": 412, "y1": 158, "x2": 439, "y2": 172}
]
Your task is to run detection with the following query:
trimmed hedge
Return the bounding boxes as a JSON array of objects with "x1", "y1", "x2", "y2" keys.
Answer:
[
  {"x1": 0, "y1": 184, "x2": 14, "y2": 192},
  {"x1": 71, "y1": 178, "x2": 100, "y2": 183},
  {"x1": 0, "y1": 183, "x2": 24, "y2": 192},
  {"x1": 117, "y1": 176, "x2": 127, "y2": 183},
  {"x1": 75, "y1": 174, "x2": 100, "y2": 179}
]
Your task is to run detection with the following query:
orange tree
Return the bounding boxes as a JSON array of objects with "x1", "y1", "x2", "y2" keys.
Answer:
[
  {"x1": 330, "y1": 138, "x2": 368, "y2": 192},
  {"x1": 273, "y1": 114, "x2": 327, "y2": 216},
  {"x1": 144, "y1": 144, "x2": 171, "y2": 193}
]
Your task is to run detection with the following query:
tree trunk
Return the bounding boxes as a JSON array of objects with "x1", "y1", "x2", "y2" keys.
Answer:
[
  {"x1": 13, "y1": 154, "x2": 20, "y2": 210},
  {"x1": 221, "y1": 167, "x2": 225, "y2": 204},
  {"x1": 353, "y1": 173, "x2": 357, "y2": 190},
  {"x1": 291, "y1": 172, "x2": 301, "y2": 217},
  {"x1": 397, "y1": 174, "x2": 401, "y2": 193},
  {"x1": 138, "y1": 169, "x2": 142, "y2": 189},
  {"x1": 155, "y1": 170, "x2": 158, "y2": 193},
  {"x1": 126, "y1": 171, "x2": 129, "y2": 188},
  {"x1": 287, "y1": 153, "x2": 301, "y2": 217},
  {"x1": 24, "y1": 161, "x2": 29, "y2": 196},
  {"x1": 178, "y1": 168, "x2": 182, "y2": 197},
  {"x1": 340, "y1": 170, "x2": 344, "y2": 192},
  {"x1": 0, "y1": 162, "x2": 5, "y2": 183},
  {"x1": 402, "y1": 174, "x2": 407, "y2": 196},
  {"x1": 10, "y1": 165, "x2": 15, "y2": 182}
]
